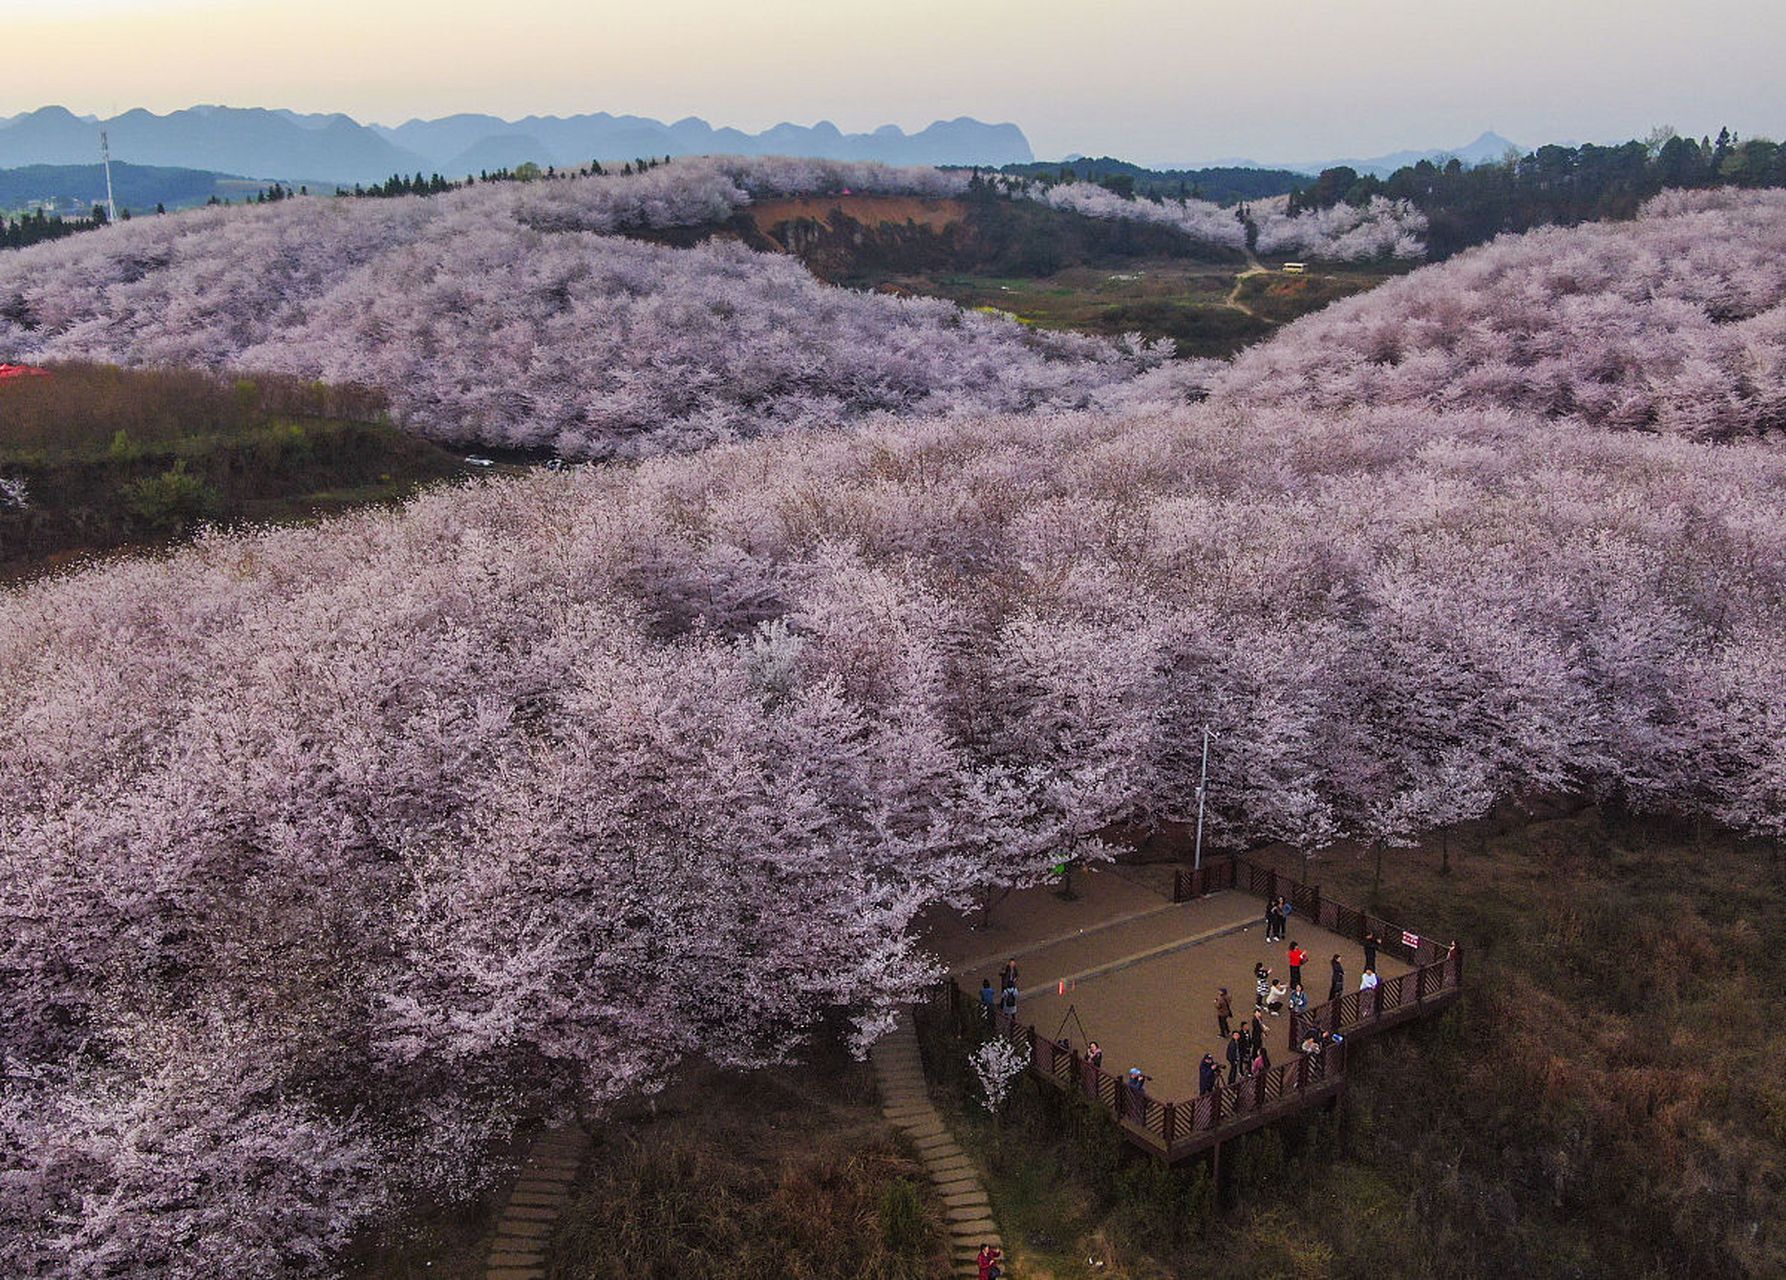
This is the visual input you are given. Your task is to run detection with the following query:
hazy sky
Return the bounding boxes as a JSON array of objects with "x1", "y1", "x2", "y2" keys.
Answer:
[{"x1": 7, "y1": 0, "x2": 1784, "y2": 164}]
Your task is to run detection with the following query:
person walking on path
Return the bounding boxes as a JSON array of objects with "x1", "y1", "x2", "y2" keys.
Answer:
[
  {"x1": 1363, "y1": 931, "x2": 1379, "y2": 973},
  {"x1": 1215, "y1": 987, "x2": 1233, "y2": 1038},
  {"x1": 1287, "y1": 942, "x2": 1306, "y2": 989},
  {"x1": 999, "y1": 981, "x2": 1018, "y2": 1019},
  {"x1": 1000, "y1": 958, "x2": 1019, "y2": 993},
  {"x1": 979, "y1": 978, "x2": 997, "y2": 1026},
  {"x1": 1330, "y1": 954, "x2": 1345, "y2": 1001},
  {"x1": 1199, "y1": 1053, "x2": 1218, "y2": 1096},
  {"x1": 1226, "y1": 1030, "x2": 1246, "y2": 1083}
]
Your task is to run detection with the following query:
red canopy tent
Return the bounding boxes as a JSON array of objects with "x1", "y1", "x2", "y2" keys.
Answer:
[{"x1": 0, "y1": 364, "x2": 50, "y2": 381}]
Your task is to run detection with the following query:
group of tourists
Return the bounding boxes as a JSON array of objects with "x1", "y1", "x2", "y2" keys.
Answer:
[
  {"x1": 976, "y1": 957, "x2": 1022, "y2": 1024},
  {"x1": 1198, "y1": 924, "x2": 1385, "y2": 1093},
  {"x1": 972, "y1": 921, "x2": 1391, "y2": 1114}
]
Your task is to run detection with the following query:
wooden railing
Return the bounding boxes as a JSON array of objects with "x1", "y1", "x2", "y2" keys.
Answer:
[
  {"x1": 937, "y1": 983, "x2": 1348, "y2": 1162},
  {"x1": 1287, "y1": 941, "x2": 1462, "y2": 1051},
  {"x1": 926, "y1": 854, "x2": 1461, "y2": 1163},
  {"x1": 1172, "y1": 856, "x2": 1463, "y2": 1052}
]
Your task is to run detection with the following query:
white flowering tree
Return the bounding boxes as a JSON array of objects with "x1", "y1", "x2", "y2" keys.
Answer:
[{"x1": 970, "y1": 1038, "x2": 1031, "y2": 1117}]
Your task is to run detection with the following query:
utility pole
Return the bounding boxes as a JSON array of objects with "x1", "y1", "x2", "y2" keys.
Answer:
[
  {"x1": 1192, "y1": 724, "x2": 1212, "y2": 871},
  {"x1": 100, "y1": 130, "x2": 118, "y2": 225}
]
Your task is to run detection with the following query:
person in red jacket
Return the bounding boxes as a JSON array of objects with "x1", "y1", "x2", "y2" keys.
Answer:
[
  {"x1": 1287, "y1": 942, "x2": 1306, "y2": 989},
  {"x1": 977, "y1": 1242, "x2": 1004, "y2": 1280}
]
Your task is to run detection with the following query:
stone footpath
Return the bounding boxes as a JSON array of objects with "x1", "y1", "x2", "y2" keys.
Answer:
[
  {"x1": 484, "y1": 1124, "x2": 591, "y2": 1280},
  {"x1": 870, "y1": 1011, "x2": 1005, "y2": 1280}
]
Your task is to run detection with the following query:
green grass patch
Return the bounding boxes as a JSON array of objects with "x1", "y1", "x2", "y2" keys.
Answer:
[{"x1": 0, "y1": 362, "x2": 468, "y2": 578}]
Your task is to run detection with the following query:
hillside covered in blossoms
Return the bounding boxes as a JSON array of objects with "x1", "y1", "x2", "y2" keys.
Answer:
[
  {"x1": 1216, "y1": 188, "x2": 1786, "y2": 440},
  {"x1": 3, "y1": 169, "x2": 1786, "y2": 1271},
  {"x1": 4, "y1": 162, "x2": 1786, "y2": 1278}
]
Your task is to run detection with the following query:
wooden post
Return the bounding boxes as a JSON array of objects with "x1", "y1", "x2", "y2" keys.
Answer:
[
  {"x1": 1254, "y1": 1071, "x2": 1267, "y2": 1110},
  {"x1": 1373, "y1": 979, "x2": 1385, "y2": 1020},
  {"x1": 1267, "y1": 867, "x2": 1278, "y2": 903},
  {"x1": 1416, "y1": 964, "x2": 1428, "y2": 1005},
  {"x1": 1312, "y1": 883, "x2": 1322, "y2": 926},
  {"x1": 1452, "y1": 940, "x2": 1463, "y2": 985},
  {"x1": 1296, "y1": 1052, "x2": 1308, "y2": 1091},
  {"x1": 1211, "y1": 1084, "x2": 1224, "y2": 1127},
  {"x1": 1163, "y1": 1101, "x2": 1177, "y2": 1145},
  {"x1": 1173, "y1": 868, "x2": 1185, "y2": 903}
]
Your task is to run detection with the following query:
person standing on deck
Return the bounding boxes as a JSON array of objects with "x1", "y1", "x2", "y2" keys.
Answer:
[
  {"x1": 1215, "y1": 986, "x2": 1233, "y2": 1038},
  {"x1": 1364, "y1": 931, "x2": 1380, "y2": 973},
  {"x1": 1330, "y1": 954, "x2": 1345, "y2": 1001},
  {"x1": 1199, "y1": 1053, "x2": 1218, "y2": 1095},
  {"x1": 1126, "y1": 1068, "x2": 1150, "y2": 1121},
  {"x1": 1287, "y1": 941, "x2": 1306, "y2": 989},
  {"x1": 1226, "y1": 1030, "x2": 1246, "y2": 1083},
  {"x1": 1000, "y1": 958, "x2": 1019, "y2": 993}
]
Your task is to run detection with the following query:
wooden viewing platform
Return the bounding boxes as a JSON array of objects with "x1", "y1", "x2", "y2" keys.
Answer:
[{"x1": 933, "y1": 856, "x2": 1462, "y2": 1165}]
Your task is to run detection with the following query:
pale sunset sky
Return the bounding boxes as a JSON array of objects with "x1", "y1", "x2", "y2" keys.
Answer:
[{"x1": 6, "y1": 0, "x2": 1783, "y2": 164}]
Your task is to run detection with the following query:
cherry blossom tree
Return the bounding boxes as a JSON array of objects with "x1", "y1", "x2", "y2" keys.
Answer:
[
  {"x1": 1253, "y1": 194, "x2": 1428, "y2": 260},
  {"x1": 1034, "y1": 181, "x2": 1247, "y2": 250}
]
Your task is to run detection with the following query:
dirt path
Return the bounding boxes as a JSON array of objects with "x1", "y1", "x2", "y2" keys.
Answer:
[
  {"x1": 1224, "y1": 249, "x2": 1280, "y2": 322},
  {"x1": 870, "y1": 1013, "x2": 1004, "y2": 1280}
]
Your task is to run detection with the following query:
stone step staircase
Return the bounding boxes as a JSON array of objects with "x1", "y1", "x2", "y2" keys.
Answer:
[
  {"x1": 869, "y1": 1011, "x2": 1006, "y2": 1279},
  {"x1": 484, "y1": 1124, "x2": 591, "y2": 1280}
]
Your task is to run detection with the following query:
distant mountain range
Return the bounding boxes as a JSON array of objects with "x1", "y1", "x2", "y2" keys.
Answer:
[
  {"x1": 0, "y1": 106, "x2": 1035, "y2": 186},
  {"x1": 1199, "y1": 132, "x2": 1523, "y2": 178}
]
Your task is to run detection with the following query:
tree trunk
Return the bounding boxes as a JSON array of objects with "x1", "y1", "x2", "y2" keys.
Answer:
[
  {"x1": 1371, "y1": 838, "x2": 1384, "y2": 901},
  {"x1": 1440, "y1": 828, "x2": 1451, "y2": 876}
]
